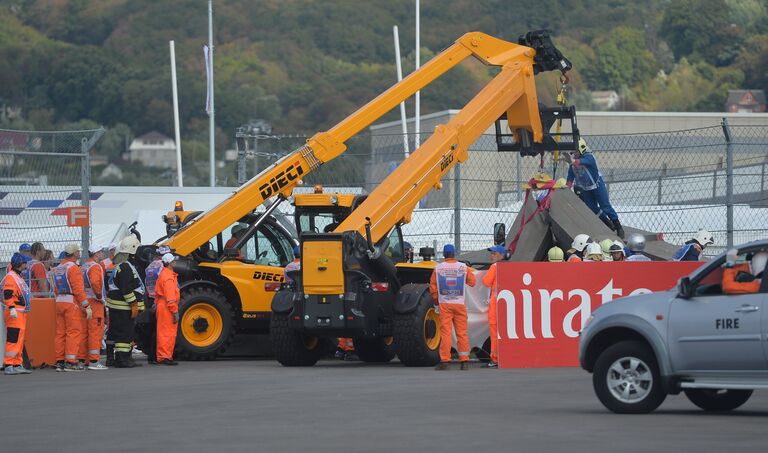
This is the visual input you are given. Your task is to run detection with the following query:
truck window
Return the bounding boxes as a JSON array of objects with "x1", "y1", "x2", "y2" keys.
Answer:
[
  {"x1": 242, "y1": 224, "x2": 292, "y2": 267},
  {"x1": 385, "y1": 227, "x2": 405, "y2": 263}
]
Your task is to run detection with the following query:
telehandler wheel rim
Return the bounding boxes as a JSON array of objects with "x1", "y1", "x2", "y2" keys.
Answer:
[
  {"x1": 424, "y1": 307, "x2": 440, "y2": 350},
  {"x1": 182, "y1": 303, "x2": 223, "y2": 347},
  {"x1": 303, "y1": 336, "x2": 319, "y2": 350}
]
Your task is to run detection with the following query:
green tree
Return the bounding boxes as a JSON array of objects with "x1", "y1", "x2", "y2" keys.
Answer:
[
  {"x1": 661, "y1": 0, "x2": 743, "y2": 65},
  {"x1": 734, "y1": 34, "x2": 768, "y2": 89},
  {"x1": 593, "y1": 26, "x2": 658, "y2": 90}
]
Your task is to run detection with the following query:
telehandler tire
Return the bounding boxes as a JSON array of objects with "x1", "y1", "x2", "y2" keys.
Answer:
[
  {"x1": 354, "y1": 337, "x2": 396, "y2": 363},
  {"x1": 393, "y1": 289, "x2": 441, "y2": 367},
  {"x1": 175, "y1": 286, "x2": 235, "y2": 361},
  {"x1": 270, "y1": 312, "x2": 326, "y2": 366}
]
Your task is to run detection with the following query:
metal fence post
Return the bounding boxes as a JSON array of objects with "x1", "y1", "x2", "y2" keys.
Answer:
[
  {"x1": 722, "y1": 118, "x2": 734, "y2": 249},
  {"x1": 515, "y1": 152, "x2": 521, "y2": 201},
  {"x1": 81, "y1": 137, "x2": 91, "y2": 265},
  {"x1": 454, "y1": 163, "x2": 461, "y2": 254},
  {"x1": 237, "y1": 147, "x2": 246, "y2": 185},
  {"x1": 657, "y1": 164, "x2": 667, "y2": 205}
]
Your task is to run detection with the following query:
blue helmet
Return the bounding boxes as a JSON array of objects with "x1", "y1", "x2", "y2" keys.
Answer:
[
  {"x1": 487, "y1": 245, "x2": 506, "y2": 254},
  {"x1": 443, "y1": 244, "x2": 456, "y2": 256},
  {"x1": 10, "y1": 252, "x2": 31, "y2": 268},
  {"x1": 293, "y1": 245, "x2": 300, "y2": 257},
  {"x1": 19, "y1": 243, "x2": 32, "y2": 252},
  {"x1": 58, "y1": 251, "x2": 67, "y2": 260}
]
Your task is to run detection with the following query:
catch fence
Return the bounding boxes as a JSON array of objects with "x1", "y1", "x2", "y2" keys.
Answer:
[{"x1": 235, "y1": 121, "x2": 768, "y2": 258}]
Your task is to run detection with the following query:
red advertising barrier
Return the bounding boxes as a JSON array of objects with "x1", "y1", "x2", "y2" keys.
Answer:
[{"x1": 496, "y1": 262, "x2": 702, "y2": 368}]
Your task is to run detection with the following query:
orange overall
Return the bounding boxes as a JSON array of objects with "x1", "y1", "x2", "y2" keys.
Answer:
[
  {"x1": 338, "y1": 338, "x2": 354, "y2": 352},
  {"x1": 52, "y1": 259, "x2": 87, "y2": 364},
  {"x1": 482, "y1": 262, "x2": 499, "y2": 363},
  {"x1": 3, "y1": 270, "x2": 30, "y2": 367},
  {"x1": 154, "y1": 266, "x2": 179, "y2": 361},
  {"x1": 722, "y1": 263, "x2": 761, "y2": 295},
  {"x1": 29, "y1": 260, "x2": 49, "y2": 294},
  {"x1": 430, "y1": 259, "x2": 476, "y2": 363},
  {"x1": 79, "y1": 259, "x2": 105, "y2": 362}
]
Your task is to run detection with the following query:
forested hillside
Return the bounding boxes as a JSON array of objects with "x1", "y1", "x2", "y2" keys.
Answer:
[{"x1": 1, "y1": 0, "x2": 766, "y2": 185}]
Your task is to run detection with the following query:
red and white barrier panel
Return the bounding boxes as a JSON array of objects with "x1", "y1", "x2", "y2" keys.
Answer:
[{"x1": 496, "y1": 262, "x2": 701, "y2": 368}]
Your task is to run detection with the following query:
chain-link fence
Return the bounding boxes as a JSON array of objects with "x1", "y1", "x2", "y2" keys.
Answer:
[
  {"x1": 0, "y1": 128, "x2": 104, "y2": 276},
  {"x1": 237, "y1": 121, "x2": 768, "y2": 258}
]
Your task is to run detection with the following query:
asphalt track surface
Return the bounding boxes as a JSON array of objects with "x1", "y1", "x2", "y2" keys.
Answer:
[{"x1": 4, "y1": 359, "x2": 768, "y2": 453}]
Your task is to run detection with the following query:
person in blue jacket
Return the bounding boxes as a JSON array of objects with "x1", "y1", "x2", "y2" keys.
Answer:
[
  {"x1": 566, "y1": 138, "x2": 624, "y2": 238},
  {"x1": 672, "y1": 230, "x2": 714, "y2": 261}
]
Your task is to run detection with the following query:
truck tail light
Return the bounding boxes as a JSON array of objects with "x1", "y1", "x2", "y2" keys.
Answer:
[
  {"x1": 371, "y1": 282, "x2": 389, "y2": 292},
  {"x1": 265, "y1": 282, "x2": 281, "y2": 292}
]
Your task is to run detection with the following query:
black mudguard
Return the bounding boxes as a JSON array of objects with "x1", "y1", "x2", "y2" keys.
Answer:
[
  {"x1": 393, "y1": 283, "x2": 431, "y2": 315},
  {"x1": 271, "y1": 290, "x2": 296, "y2": 314}
]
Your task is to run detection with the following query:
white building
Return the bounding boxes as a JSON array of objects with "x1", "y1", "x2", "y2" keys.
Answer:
[
  {"x1": 128, "y1": 131, "x2": 177, "y2": 168},
  {"x1": 591, "y1": 90, "x2": 620, "y2": 110}
]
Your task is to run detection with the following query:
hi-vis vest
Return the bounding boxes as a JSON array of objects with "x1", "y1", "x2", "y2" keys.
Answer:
[
  {"x1": 52, "y1": 261, "x2": 76, "y2": 302},
  {"x1": 2, "y1": 270, "x2": 31, "y2": 313},
  {"x1": 108, "y1": 261, "x2": 145, "y2": 294},
  {"x1": 571, "y1": 164, "x2": 599, "y2": 191},
  {"x1": 435, "y1": 261, "x2": 469, "y2": 305},
  {"x1": 26, "y1": 259, "x2": 41, "y2": 286},
  {"x1": 82, "y1": 261, "x2": 106, "y2": 301},
  {"x1": 145, "y1": 259, "x2": 163, "y2": 298}
]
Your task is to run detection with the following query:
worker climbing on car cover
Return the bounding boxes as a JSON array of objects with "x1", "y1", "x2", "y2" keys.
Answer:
[
  {"x1": 431, "y1": 244, "x2": 476, "y2": 371},
  {"x1": 482, "y1": 245, "x2": 506, "y2": 367},
  {"x1": 155, "y1": 253, "x2": 180, "y2": 365},
  {"x1": 547, "y1": 246, "x2": 565, "y2": 262},
  {"x1": 3, "y1": 253, "x2": 32, "y2": 375},
  {"x1": 722, "y1": 249, "x2": 767, "y2": 295},
  {"x1": 565, "y1": 138, "x2": 624, "y2": 238},
  {"x1": 568, "y1": 234, "x2": 592, "y2": 262},
  {"x1": 673, "y1": 230, "x2": 714, "y2": 261}
]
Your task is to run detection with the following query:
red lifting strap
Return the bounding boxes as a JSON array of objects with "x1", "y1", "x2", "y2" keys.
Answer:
[{"x1": 507, "y1": 178, "x2": 557, "y2": 255}]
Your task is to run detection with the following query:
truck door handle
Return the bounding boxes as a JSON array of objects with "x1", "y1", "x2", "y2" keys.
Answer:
[{"x1": 735, "y1": 305, "x2": 760, "y2": 313}]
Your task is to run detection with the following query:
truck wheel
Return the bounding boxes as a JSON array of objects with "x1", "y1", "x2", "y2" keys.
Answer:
[
  {"x1": 393, "y1": 290, "x2": 441, "y2": 367},
  {"x1": 684, "y1": 389, "x2": 753, "y2": 411},
  {"x1": 593, "y1": 341, "x2": 666, "y2": 414},
  {"x1": 270, "y1": 312, "x2": 325, "y2": 366},
  {"x1": 175, "y1": 286, "x2": 235, "y2": 361},
  {"x1": 354, "y1": 337, "x2": 396, "y2": 363}
]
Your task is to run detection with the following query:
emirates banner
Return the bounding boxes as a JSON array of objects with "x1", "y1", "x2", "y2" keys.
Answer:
[{"x1": 495, "y1": 261, "x2": 701, "y2": 368}]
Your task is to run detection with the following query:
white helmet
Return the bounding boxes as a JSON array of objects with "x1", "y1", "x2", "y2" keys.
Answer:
[
  {"x1": 694, "y1": 230, "x2": 714, "y2": 247},
  {"x1": 117, "y1": 234, "x2": 141, "y2": 255},
  {"x1": 585, "y1": 242, "x2": 603, "y2": 259},
  {"x1": 571, "y1": 234, "x2": 592, "y2": 253},
  {"x1": 627, "y1": 233, "x2": 646, "y2": 252},
  {"x1": 751, "y1": 252, "x2": 768, "y2": 276},
  {"x1": 578, "y1": 137, "x2": 589, "y2": 153},
  {"x1": 609, "y1": 240, "x2": 626, "y2": 256}
]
